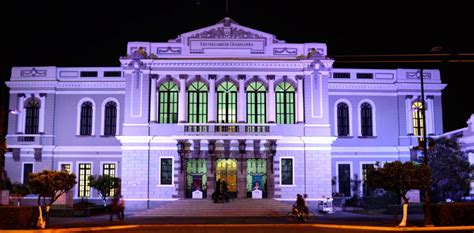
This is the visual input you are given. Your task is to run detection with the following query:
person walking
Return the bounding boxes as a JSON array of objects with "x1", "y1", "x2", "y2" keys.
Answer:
[
  {"x1": 118, "y1": 195, "x2": 125, "y2": 220},
  {"x1": 109, "y1": 195, "x2": 121, "y2": 221}
]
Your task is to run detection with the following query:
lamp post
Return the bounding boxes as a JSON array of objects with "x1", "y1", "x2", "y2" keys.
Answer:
[
  {"x1": 176, "y1": 140, "x2": 186, "y2": 173},
  {"x1": 208, "y1": 140, "x2": 216, "y2": 173},
  {"x1": 268, "y1": 140, "x2": 277, "y2": 174},
  {"x1": 238, "y1": 140, "x2": 246, "y2": 174},
  {"x1": 418, "y1": 68, "x2": 433, "y2": 226}
]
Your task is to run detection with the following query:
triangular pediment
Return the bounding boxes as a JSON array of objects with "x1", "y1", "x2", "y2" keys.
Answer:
[{"x1": 169, "y1": 18, "x2": 284, "y2": 54}]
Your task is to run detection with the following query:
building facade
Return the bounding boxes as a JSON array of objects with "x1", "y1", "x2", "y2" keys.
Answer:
[{"x1": 4, "y1": 18, "x2": 446, "y2": 209}]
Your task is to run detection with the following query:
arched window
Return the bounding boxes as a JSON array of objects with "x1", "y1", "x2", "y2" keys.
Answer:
[
  {"x1": 25, "y1": 98, "x2": 40, "y2": 135},
  {"x1": 80, "y1": 101, "x2": 93, "y2": 135},
  {"x1": 246, "y1": 82, "x2": 266, "y2": 124},
  {"x1": 217, "y1": 81, "x2": 237, "y2": 123},
  {"x1": 158, "y1": 81, "x2": 178, "y2": 123},
  {"x1": 275, "y1": 82, "x2": 295, "y2": 124},
  {"x1": 360, "y1": 102, "x2": 373, "y2": 137},
  {"x1": 412, "y1": 101, "x2": 424, "y2": 140},
  {"x1": 337, "y1": 102, "x2": 350, "y2": 136},
  {"x1": 104, "y1": 101, "x2": 117, "y2": 136},
  {"x1": 188, "y1": 82, "x2": 208, "y2": 123}
]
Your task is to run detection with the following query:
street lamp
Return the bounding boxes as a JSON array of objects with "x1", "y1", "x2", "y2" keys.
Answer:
[
  {"x1": 268, "y1": 140, "x2": 277, "y2": 174},
  {"x1": 176, "y1": 140, "x2": 186, "y2": 173},
  {"x1": 208, "y1": 140, "x2": 216, "y2": 173},
  {"x1": 418, "y1": 68, "x2": 433, "y2": 226}
]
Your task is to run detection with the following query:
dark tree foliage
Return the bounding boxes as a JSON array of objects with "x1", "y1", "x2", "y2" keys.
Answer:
[
  {"x1": 88, "y1": 175, "x2": 120, "y2": 206},
  {"x1": 366, "y1": 161, "x2": 430, "y2": 204},
  {"x1": 428, "y1": 138, "x2": 472, "y2": 202}
]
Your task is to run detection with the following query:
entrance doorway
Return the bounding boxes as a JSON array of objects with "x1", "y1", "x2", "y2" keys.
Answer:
[
  {"x1": 186, "y1": 159, "x2": 207, "y2": 198},
  {"x1": 246, "y1": 159, "x2": 267, "y2": 198},
  {"x1": 216, "y1": 159, "x2": 238, "y2": 198}
]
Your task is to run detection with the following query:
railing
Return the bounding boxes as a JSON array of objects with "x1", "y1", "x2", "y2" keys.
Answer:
[
  {"x1": 182, "y1": 123, "x2": 274, "y2": 134},
  {"x1": 6, "y1": 134, "x2": 53, "y2": 145}
]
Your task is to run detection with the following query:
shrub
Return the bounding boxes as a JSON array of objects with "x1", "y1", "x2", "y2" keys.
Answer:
[{"x1": 432, "y1": 203, "x2": 474, "y2": 226}]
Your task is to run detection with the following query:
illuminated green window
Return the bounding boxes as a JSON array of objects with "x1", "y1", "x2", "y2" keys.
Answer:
[
  {"x1": 217, "y1": 81, "x2": 237, "y2": 123},
  {"x1": 103, "y1": 163, "x2": 116, "y2": 197},
  {"x1": 246, "y1": 82, "x2": 266, "y2": 124},
  {"x1": 188, "y1": 82, "x2": 208, "y2": 123},
  {"x1": 412, "y1": 101, "x2": 424, "y2": 140},
  {"x1": 275, "y1": 82, "x2": 295, "y2": 124},
  {"x1": 78, "y1": 163, "x2": 91, "y2": 197},
  {"x1": 158, "y1": 82, "x2": 178, "y2": 123}
]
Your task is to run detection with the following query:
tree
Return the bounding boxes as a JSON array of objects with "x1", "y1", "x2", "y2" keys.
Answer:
[
  {"x1": 427, "y1": 138, "x2": 472, "y2": 202},
  {"x1": 366, "y1": 161, "x2": 430, "y2": 227},
  {"x1": 88, "y1": 175, "x2": 120, "y2": 207},
  {"x1": 9, "y1": 182, "x2": 30, "y2": 206},
  {"x1": 28, "y1": 170, "x2": 76, "y2": 228}
]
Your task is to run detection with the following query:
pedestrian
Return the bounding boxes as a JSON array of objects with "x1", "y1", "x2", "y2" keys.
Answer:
[
  {"x1": 109, "y1": 195, "x2": 121, "y2": 221},
  {"x1": 118, "y1": 195, "x2": 125, "y2": 220}
]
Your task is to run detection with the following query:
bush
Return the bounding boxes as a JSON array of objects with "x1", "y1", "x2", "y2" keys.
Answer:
[
  {"x1": 0, "y1": 206, "x2": 37, "y2": 229},
  {"x1": 432, "y1": 203, "x2": 474, "y2": 226},
  {"x1": 386, "y1": 203, "x2": 424, "y2": 214}
]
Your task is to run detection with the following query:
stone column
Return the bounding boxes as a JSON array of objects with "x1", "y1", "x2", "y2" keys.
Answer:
[
  {"x1": 237, "y1": 75, "x2": 246, "y2": 123},
  {"x1": 178, "y1": 74, "x2": 188, "y2": 123},
  {"x1": 405, "y1": 95, "x2": 413, "y2": 135},
  {"x1": 267, "y1": 75, "x2": 276, "y2": 123},
  {"x1": 149, "y1": 75, "x2": 157, "y2": 122},
  {"x1": 296, "y1": 75, "x2": 304, "y2": 123},
  {"x1": 208, "y1": 75, "x2": 216, "y2": 123},
  {"x1": 237, "y1": 140, "x2": 247, "y2": 198},
  {"x1": 38, "y1": 93, "x2": 46, "y2": 133},
  {"x1": 426, "y1": 96, "x2": 434, "y2": 135}
]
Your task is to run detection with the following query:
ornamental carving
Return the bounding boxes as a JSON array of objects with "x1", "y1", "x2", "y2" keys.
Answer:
[
  {"x1": 190, "y1": 27, "x2": 265, "y2": 40},
  {"x1": 21, "y1": 68, "x2": 47, "y2": 77}
]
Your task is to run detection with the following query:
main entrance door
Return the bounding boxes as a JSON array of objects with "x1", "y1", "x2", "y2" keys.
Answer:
[{"x1": 216, "y1": 159, "x2": 238, "y2": 198}]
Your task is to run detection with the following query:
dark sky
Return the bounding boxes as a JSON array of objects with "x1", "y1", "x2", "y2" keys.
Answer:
[{"x1": 1, "y1": 1, "x2": 473, "y2": 132}]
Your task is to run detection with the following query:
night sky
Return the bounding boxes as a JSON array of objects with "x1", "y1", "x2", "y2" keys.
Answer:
[{"x1": 1, "y1": 1, "x2": 473, "y2": 132}]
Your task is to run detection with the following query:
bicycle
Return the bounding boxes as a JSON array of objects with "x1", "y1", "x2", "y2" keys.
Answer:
[{"x1": 287, "y1": 208, "x2": 316, "y2": 223}]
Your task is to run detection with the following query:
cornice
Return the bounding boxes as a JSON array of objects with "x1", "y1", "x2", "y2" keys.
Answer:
[
  {"x1": 6, "y1": 81, "x2": 125, "y2": 89},
  {"x1": 6, "y1": 81, "x2": 58, "y2": 89},
  {"x1": 328, "y1": 83, "x2": 447, "y2": 91}
]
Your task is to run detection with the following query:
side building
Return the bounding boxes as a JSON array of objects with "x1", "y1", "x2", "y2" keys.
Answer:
[{"x1": 4, "y1": 18, "x2": 446, "y2": 209}]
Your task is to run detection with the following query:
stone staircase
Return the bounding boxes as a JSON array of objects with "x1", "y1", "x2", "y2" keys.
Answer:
[{"x1": 133, "y1": 199, "x2": 293, "y2": 217}]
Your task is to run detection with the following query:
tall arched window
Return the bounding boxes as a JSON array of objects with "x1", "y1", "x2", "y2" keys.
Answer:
[
  {"x1": 337, "y1": 102, "x2": 350, "y2": 136},
  {"x1": 80, "y1": 101, "x2": 93, "y2": 135},
  {"x1": 25, "y1": 98, "x2": 40, "y2": 135},
  {"x1": 104, "y1": 101, "x2": 117, "y2": 136},
  {"x1": 217, "y1": 81, "x2": 237, "y2": 123},
  {"x1": 275, "y1": 82, "x2": 295, "y2": 124},
  {"x1": 188, "y1": 82, "x2": 208, "y2": 123},
  {"x1": 158, "y1": 81, "x2": 178, "y2": 123},
  {"x1": 412, "y1": 101, "x2": 424, "y2": 140},
  {"x1": 360, "y1": 102, "x2": 373, "y2": 137},
  {"x1": 246, "y1": 82, "x2": 266, "y2": 124}
]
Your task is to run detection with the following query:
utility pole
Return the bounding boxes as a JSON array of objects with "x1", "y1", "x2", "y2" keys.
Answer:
[{"x1": 419, "y1": 68, "x2": 433, "y2": 226}]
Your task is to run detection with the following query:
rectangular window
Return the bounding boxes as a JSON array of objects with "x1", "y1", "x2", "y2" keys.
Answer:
[
  {"x1": 338, "y1": 164, "x2": 351, "y2": 197},
  {"x1": 103, "y1": 163, "x2": 116, "y2": 197},
  {"x1": 103, "y1": 71, "x2": 122, "y2": 77},
  {"x1": 160, "y1": 158, "x2": 173, "y2": 185},
  {"x1": 362, "y1": 164, "x2": 375, "y2": 197},
  {"x1": 78, "y1": 163, "x2": 92, "y2": 197},
  {"x1": 281, "y1": 158, "x2": 293, "y2": 185},
  {"x1": 356, "y1": 73, "x2": 374, "y2": 79},
  {"x1": 23, "y1": 163, "x2": 33, "y2": 184},
  {"x1": 333, "y1": 72, "x2": 350, "y2": 79},
  {"x1": 61, "y1": 164, "x2": 71, "y2": 173},
  {"x1": 80, "y1": 71, "x2": 98, "y2": 77}
]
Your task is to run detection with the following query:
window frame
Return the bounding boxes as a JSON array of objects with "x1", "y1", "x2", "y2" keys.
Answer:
[
  {"x1": 275, "y1": 82, "x2": 295, "y2": 124},
  {"x1": 159, "y1": 157, "x2": 174, "y2": 186},
  {"x1": 76, "y1": 98, "x2": 96, "y2": 136},
  {"x1": 21, "y1": 162, "x2": 34, "y2": 185},
  {"x1": 187, "y1": 81, "x2": 208, "y2": 123},
  {"x1": 335, "y1": 162, "x2": 353, "y2": 197},
  {"x1": 76, "y1": 162, "x2": 93, "y2": 198},
  {"x1": 334, "y1": 100, "x2": 352, "y2": 136},
  {"x1": 279, "y1": 157, "x2": 295, "y2": 186},
  {"x1": 158, "y1": 82, "x2": 179, "y2": 124},
  {"x1": 357, "y1": 99, "x2": 377, "y2": 137},
  {"x1": 246, "y1": 81, "x2": 266, "y2": 124},
  {"x1": 101, "y1": 98, "x2": 120, "y2": 136},
  {"x1": 217, "y1": 81, "x2": 237, "y2": 123}
]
